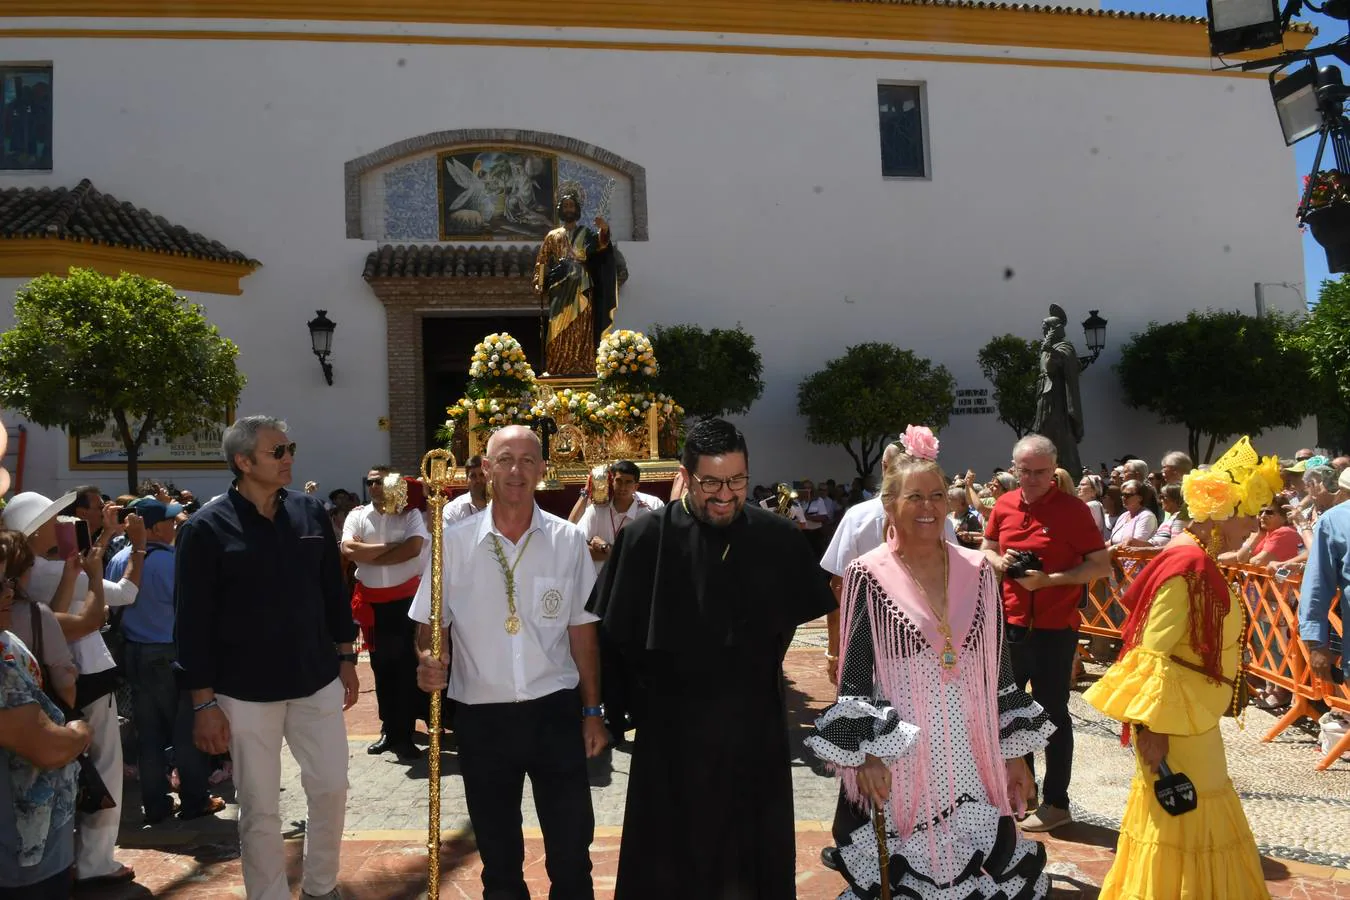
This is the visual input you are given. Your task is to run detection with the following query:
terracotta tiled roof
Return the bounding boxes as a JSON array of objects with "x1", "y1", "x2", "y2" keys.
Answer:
[
  {"x1": 838, "y1": 0, "x2": 1316, "y2": 30},
  {"x1": 363, "y1": 244, "x2": 540, "y2": 279},
  {"x1": 0, "y1": 178, "x2": 258, "y2": 266}
]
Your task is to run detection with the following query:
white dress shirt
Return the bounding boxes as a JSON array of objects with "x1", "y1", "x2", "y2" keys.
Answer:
[
  {"x1": 819, "y1": 497, "x2": 958, "y2": 577},
  {"x1": 342, "y1": 504, "x2": 430, "y2": 588},
  {"x1": 802, "y1": 496, "x2": 835, "y2": 531},
  {"x1": 409, "y1": 503, "x2": 598, "y2": 705},
  {"x1": 576, "y1": 493, "x2": 666, "y2": 575},
  {"x1": 26, "y1": 556, "x2": 138, "y2": 675},
  {"x1": 443, "y1": 492, "x2": 489, "y2": 525}
]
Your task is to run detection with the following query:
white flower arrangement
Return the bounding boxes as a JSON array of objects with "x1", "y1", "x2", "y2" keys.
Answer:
[{"x1": 596, "y1": 329, "x2": 658, "y2": 381}]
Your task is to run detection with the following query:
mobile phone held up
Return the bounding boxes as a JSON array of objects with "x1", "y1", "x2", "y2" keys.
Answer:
[{"x1": 54, "y1": 518, "x2": 92, "y2": 559}]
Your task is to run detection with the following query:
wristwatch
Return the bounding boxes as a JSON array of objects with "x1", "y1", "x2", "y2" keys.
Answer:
[
  {"x1": 338, "y1": 652, "x2": 358, "y2": 664},
  {"x1": 582, "y1": 705, "x2": 605, "y2": 719}
]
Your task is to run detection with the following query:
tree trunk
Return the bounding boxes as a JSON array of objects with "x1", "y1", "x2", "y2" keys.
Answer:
[
  {"x1": 125, "y1": 443, "x2": 140, "y2": 495},
  {"x1": 1204, "y1": 433, "x2": 1218, "y2": 464},
  {"x1": 1187, "y1": 428, "x2": 1200, "y2": 465},
  {"x1": 113, "y1": 409, "x2": 155, "y2": 495}
]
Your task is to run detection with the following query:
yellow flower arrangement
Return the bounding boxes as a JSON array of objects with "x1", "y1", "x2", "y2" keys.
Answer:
[
  {"x1": 1181, "y1": 468, "x2": 1241, "y2": 522},
  {"x1": 596, "y1": 329, "x2": 659, "y2": 381},
  {"x1": 469, "y1": 332, "x2": 537, "y2": 384}
]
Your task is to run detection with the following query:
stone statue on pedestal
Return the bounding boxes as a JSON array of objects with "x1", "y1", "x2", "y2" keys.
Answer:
[{"x1": 1032, "y1": 304, "x2": 1085, "y2": 477}]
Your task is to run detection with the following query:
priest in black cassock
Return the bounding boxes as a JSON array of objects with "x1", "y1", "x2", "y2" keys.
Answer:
[{"x1": 588, "y1": 418, "x2": 836, "y2": 899}]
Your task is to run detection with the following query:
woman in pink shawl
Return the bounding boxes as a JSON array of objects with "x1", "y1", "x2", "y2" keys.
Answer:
[{"x1": 806, "y1": 430, "x2": 1056, "y2": 899}]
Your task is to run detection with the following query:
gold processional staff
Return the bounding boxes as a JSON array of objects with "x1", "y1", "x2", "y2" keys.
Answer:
[{"x1": 419, "y1": 448, "x2": 456, "y2": 896}]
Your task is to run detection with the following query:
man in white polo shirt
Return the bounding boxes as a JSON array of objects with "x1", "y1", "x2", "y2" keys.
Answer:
[
  {"x1": 342, "y1": 466, "x2": 428, "y2": 761},
  {"x1": 412, "y1": 425, "x2": 605, "y2": 900},
  {"x1": 576, "y1": 460, "x2": 664, "y2": 576},
  {"x1": 443, "y1": 455, "x2": 489, "y2": 526}
]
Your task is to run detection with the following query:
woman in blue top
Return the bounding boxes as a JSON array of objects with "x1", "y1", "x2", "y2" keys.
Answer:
[{"x1": 0, "y1": 530, "x2": 91, "y2": 899}]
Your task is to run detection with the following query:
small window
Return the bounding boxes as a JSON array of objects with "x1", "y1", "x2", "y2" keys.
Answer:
[
  {"x1": 2, "y1": 66, "x2": 53, "y2": 171},
  {"x1": 877, "y1": 83, "x2": 926, "y2": 178}
]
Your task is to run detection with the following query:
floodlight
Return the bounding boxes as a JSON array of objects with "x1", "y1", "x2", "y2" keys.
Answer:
[
  {"x1": 1272, "y1": 64, "x2": 1323, "y2": 145},
  {"x1": 1208, "y1": 0, "x2": 1283, "y2": 56}
]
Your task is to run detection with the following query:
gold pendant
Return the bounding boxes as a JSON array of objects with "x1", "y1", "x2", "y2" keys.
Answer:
[
  {"x1": 505, "y1": 615, "x2": 521, "y2": 635},
  {"x1": 940, "y1": 636, "x2": 957, "y2": 670}
]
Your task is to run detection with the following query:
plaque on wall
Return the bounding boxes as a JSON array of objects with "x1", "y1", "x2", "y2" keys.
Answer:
[
  {"x1": 438, "y1": 148, "x2": 557, "y2": 241},
  {"x1": 68, "y1": 411, "x2": 234, "y2": 470}
]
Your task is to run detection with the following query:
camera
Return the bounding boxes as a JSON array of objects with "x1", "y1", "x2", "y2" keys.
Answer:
[{"x1": 1005, "y1": 549, "x2": 1045, "y2": 580}]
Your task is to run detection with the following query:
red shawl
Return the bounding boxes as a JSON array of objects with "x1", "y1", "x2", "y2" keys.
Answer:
[{"x1": 1116, "y1": 541, "x2": 1231, "y2": 744}]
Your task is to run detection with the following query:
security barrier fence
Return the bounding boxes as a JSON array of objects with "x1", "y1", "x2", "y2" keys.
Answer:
[{"x1": 1081, "y1": 548, "x2": 1349, "y2": 771}]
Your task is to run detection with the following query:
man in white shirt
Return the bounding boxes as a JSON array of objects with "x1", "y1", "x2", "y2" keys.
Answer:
[
  {"x1": 413, "y1": 426, "x2": 605, "y2": 900},
  {"x1": 576, "y1": 460, "x2": 665, "y2": 577},
  {"x1": 443, "y1": 454, "x2": 488, "y2": 525},
  {"x1": 342, "y1": 467, "x2": 429, "y2": 761}
]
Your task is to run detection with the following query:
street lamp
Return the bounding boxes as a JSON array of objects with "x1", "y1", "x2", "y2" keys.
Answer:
[
  {"x1": 307, "y1": 309, "x2": 336, "y2": 386},
  {"x1": 1079, "y1": 310, "x2": 1108, "y2": 372}
]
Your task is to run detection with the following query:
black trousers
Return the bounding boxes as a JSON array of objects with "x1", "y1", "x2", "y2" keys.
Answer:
[
  {"x1": 370, "y1": 596, "x2": 420, "y2": 741},
  {"x1": 1009, "y1": 626, "x2": 1078, "y2": 810},
  {"x1": 456, "y1": 688, "x2": 595, "y2": 900}
]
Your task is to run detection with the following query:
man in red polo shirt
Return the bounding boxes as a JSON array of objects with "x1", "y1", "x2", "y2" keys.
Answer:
[{"x1": 982, "y1": 434, "x2": 1110, "y2": 833}]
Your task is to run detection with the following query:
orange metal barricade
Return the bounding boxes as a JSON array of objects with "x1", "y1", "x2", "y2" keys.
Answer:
[
  {"x1": 1080, "y1": 549, "x2": 1346, "y2": 770},
  {"x1": 1316, "y1": 601, "x2": 1350, "y2": 770}
]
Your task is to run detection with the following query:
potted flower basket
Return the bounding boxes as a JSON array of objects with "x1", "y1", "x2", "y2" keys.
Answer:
[{"x1": 1301, "y1": 169, "x2": 1350, "y2": 273}]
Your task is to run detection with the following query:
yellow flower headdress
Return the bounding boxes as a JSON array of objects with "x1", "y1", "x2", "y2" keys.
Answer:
[{"x1": 1181, "y1": 435, "x2": 1282, "y2": 522}]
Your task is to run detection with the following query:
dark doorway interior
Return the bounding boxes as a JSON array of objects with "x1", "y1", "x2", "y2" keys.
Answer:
[{"x1": 422, "y1": 314, "x2": 543, "y2": 455}]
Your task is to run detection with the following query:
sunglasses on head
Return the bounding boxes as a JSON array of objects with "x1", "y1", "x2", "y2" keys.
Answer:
[{"x1": 269, "y1": 442, "x2": 297, "y2": 460}]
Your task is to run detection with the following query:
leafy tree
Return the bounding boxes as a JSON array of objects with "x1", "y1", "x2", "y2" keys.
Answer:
[
  {"x1": 1115, "y1": 309, "x2": 1314, "y2": 463},
  {"x1": 1294, "y1": 276, "x2": 1350, "y2": 451},
  {"x1": 648, "y1": 323, "x2": 765, "y2": 419},
  {"x1": 977, "y1": 334, "x2": 1040, "y2": 438},
  {"x1": 797, "y1": 342, "x2": 955, "y2": 479},
  {"x1": 0, "y1": 268, "x2": 246, "y2": 492}
]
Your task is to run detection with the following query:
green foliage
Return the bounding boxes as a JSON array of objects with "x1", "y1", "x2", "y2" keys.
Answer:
[
  {"x1": 1295, "y1": 276, "x2": 1350, "y2": 450},
  {"x1": 796, "y1": 342, "x2": 955, "y2": 479},
  {"x1": 0, "y1": 268, "x2": 245, "y2": 491},
  {"x1": 976, "y1": 334, "x2": 1040, "y2": 438},
  {"x1": 1115, "y1": 309, "x2": 1314, "y2": 463},
  {"x1": 648, "y1": 323, "x2": 765, "y2": 419}
]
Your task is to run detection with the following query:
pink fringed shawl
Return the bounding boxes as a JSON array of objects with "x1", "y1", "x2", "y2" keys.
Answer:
[{"x1": 836, "y1": 542, "x2": 1013, "y2": 863}]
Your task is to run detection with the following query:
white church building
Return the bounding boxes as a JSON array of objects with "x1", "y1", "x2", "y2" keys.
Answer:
[{"x1": 0, "y1": 0, "x2": 1316, "y2": 497}]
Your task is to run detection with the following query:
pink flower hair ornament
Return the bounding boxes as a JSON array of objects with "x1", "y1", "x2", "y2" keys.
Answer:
[{"x1": 901, "y1": 425, "x2": 940, "y2": 461}]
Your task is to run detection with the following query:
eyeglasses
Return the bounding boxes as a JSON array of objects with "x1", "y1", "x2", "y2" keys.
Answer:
[
  {"x1": 1015, "y1": 466, "x2": 1053, "y2": 479},
  {"x1": 269, "y1": 442, "x2": 297, "y2": 460},
  {"x1": 1122, "y1": 491, "x2": 1139, "y2": 498},
  {"x1": 365, "y1": 477, "x2": 382, "y2": 486},
  {"x1": 691, "y1": 473, "x2": 750, "y2": 493}
]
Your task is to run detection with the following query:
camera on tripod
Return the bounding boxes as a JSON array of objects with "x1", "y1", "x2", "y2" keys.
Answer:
[{"x1": 1004, "y1": 550, "x2": 1045, "y2": 580}]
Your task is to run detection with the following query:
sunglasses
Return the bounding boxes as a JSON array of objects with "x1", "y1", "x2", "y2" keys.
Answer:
[
  {"x1": 365, "y1": 477, "x2": 383, "y2": 487},
  {"x1": 268, "y1": 442, "x2": 297, "y2": 460},
  {"x1": 1122, "y1": 491, "x2": 1139, "y2": 497}
]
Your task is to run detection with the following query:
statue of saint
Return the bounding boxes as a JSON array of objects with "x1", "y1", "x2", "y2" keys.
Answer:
[
  {"x1": 533, "y1": 189, "x2": 619, "y2": 376},
  {"x1": 1032, "y1": 305, "x2": 1085, "y2": 477}
]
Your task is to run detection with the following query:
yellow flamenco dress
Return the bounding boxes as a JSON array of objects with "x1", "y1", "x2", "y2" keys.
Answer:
[{"x1": 1083, "y1": 574, "x2": 1269, "y2": 900}]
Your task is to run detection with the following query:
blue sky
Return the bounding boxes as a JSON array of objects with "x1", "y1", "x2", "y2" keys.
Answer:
[{"x1": 1104, "y1": 0, "x2": 1348, "y2": 306}]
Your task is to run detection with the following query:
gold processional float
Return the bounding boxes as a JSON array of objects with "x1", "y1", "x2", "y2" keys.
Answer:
[{"x1": 370, "y1": 329, "x2": 686, "y2": 892}]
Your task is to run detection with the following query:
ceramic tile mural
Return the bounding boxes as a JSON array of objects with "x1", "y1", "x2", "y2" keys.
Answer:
[
  {"x1": 383, "y1": 157, "x2": 438, "y2": 241},
  {"x1": 558, "y1": 158, "x2": 616, "y2": 222}
]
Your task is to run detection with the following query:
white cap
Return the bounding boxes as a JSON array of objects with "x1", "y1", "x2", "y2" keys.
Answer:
[{"x1": 0, "y1": 490, "x2": 80, "y2": 537}]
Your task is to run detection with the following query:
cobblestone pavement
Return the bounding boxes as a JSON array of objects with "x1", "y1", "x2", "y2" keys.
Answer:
[{"x1": 89, "y1": 626, "x2": 1350, "y2": 898}]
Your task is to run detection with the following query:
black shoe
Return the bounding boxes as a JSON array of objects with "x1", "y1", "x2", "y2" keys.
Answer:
[
  {"x1": 367, "y1": 734, "x2": 390, "y2": 755},
  {"x1": 389, "y1": 741, "x2": 423, "y2": 761},
  {"x1": 820, "y1": 846, "x2": 843, "y2": 872}
]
